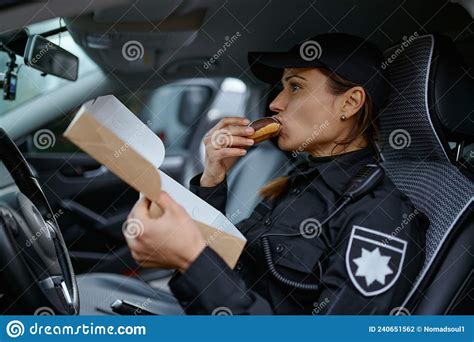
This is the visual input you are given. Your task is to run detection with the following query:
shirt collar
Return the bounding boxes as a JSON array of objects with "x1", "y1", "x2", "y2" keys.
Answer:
[{"x1": 289, "y1": 146, "x2": 379, "y2": 195}]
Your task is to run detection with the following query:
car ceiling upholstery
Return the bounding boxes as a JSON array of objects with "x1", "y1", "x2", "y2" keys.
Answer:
[{"x1": 1, "y1": 0, "x2": 473, "y2": 88}]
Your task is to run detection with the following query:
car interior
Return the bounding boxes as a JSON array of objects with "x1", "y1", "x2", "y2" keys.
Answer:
[{"x1": 0, "y1": 0, "x2": 472, "y2": 315}]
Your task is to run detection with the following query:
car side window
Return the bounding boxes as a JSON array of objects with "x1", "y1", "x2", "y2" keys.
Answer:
[
  {"x1": 118, "y1": 83, "x2": 213, "y2": 154},
  {"x1": 21, "y1": 110, "x2": 80, "y2": 153},
  {"x1": 21, "y1": 78, "x2": 249, "y2": 157}
]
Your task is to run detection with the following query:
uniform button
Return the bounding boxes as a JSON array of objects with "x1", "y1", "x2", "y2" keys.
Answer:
[
  {"x1": 292, "y1": 188, "x2": 301, "y2": 195},
  {"x1": 275, "y1": 244, "x2": 285, "y2": 253},
  {"x1": 264, "y1": 218, "x2": 272, "y2": 226},
  {"x1": 235, "y1": 262, "x2": 244, "y2": 272}
]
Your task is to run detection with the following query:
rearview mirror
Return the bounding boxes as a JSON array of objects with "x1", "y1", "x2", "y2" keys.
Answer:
[{"x1": 24, "y1": 34, "x2": 79, "y2": 81}]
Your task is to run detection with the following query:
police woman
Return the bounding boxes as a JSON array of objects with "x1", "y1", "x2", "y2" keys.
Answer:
[{"x1": 125, "y1": 33, "x2": 427, "y2": 314}]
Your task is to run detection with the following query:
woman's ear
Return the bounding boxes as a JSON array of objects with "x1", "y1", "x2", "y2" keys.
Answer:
[{"x1": 341, "y1": 86, "x2": 366, "y2": 118}]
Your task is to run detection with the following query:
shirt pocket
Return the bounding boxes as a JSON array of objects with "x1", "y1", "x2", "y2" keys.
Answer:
[
  {"x1": 236, "y1": 218, "x2": 256, "y2": 236},
  {"x1": 265, "y1": 233, "x2": 326, "y2": 311},
  {"x1": 236, "y1": 205, "x2": 268, "y2": 236},
  {"x1": 266, "y1": 233, "x2": 325, "y2": 280}
]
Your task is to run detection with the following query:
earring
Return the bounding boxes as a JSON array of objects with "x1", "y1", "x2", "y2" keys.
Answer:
[{"x1": 340, "y1": 114, "x2": 347, "y2": 121}]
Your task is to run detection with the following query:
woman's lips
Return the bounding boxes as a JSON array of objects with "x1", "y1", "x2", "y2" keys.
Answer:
[{"x1": 272, "y1": 117, "x2": 284, "y2": 136}]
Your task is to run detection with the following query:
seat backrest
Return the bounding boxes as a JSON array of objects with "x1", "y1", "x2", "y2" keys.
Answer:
[
  {"x1": 226, "y1": 141, "x2": 291, "y2": 224},
  {"x1": 380, "y1": 34, "x2": 474, "y2": 313}
]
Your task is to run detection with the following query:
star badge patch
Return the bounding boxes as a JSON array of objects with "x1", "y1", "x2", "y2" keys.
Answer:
[{"x1": 346, "y1": 225, "x2": 407, "y2": 297}]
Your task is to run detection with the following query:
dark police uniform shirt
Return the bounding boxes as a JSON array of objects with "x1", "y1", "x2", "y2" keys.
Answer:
[{"x1": 169, "y1": 147, "x2": 428, "y2": 314}]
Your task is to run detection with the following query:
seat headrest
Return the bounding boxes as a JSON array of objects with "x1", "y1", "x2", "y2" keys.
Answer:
[
  {"x1": 428, "y1": 35, "x2": 474, "y2": 143},
  {"x1": 381, "y1": 34, "x2": 473, "y2": 164}
]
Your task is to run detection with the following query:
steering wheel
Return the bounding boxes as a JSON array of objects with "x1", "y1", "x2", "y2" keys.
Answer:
[{"x1": 0, "y1": 129, "x2": 79, "y2": 315}]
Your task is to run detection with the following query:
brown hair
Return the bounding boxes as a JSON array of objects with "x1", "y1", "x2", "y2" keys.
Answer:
[{"x1": 258, "y1": 68, "x2": 380, "y2": 200}]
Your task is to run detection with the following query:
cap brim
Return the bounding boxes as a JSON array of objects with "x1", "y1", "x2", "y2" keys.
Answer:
[{"x1": 248, "y1": 51, "x2": 326, "y2": 84}]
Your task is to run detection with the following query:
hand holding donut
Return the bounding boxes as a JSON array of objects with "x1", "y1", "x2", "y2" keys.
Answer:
[
  {"x1": 201, "y1": 116, "x2": 282, "y2": 187},
  {"x1": 201, "y1": 117, "x2": 255, "y2": 187}
]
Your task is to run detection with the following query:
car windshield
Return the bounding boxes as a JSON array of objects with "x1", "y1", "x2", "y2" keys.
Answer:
[{"x1": 0, "y1": 19, "x2": 99, "y2": 116}]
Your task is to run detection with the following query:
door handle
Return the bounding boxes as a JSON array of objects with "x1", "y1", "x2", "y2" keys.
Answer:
[
  {"x1": 60, "y1": 164, "x2": 108, "y2": 178},
  {"x1": 82, "y1": 165, "x2": 108, "y2": 178}
]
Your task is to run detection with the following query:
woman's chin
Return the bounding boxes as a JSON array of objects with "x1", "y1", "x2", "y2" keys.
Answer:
[{"x1": 277, "y1": 135, "x2": 292, "y2": 151}]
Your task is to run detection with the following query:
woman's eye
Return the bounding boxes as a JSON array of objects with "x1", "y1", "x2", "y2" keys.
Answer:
[{"x1": 290, "y1": 83, "x2": 301, "y2": 93}]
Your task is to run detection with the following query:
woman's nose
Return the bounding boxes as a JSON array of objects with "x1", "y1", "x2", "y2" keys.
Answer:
[{"x1": 269, "y1": 91, "x2": 287, "y2": 113}]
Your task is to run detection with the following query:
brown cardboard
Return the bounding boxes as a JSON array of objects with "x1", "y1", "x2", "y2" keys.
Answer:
[{"x1": 64, "y1": 95, "x2": 246, "y2": 268}]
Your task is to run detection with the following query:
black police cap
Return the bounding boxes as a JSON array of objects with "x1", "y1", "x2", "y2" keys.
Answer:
[{"x1": 248, "y1": 33, "x2": 391, "y2": 111}]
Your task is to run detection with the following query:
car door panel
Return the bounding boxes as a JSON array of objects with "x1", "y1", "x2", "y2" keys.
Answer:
[{"x1": 24, "y1": 151, "x2": 187, "y2": 273}]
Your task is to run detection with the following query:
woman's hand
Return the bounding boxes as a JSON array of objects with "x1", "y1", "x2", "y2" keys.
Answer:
[
  {"x1": 124, "y1": 192, "x2": 206, "y2": 272},
  {"x1": 201, "y1": 117, "x2": 255, "y2": 187}
]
